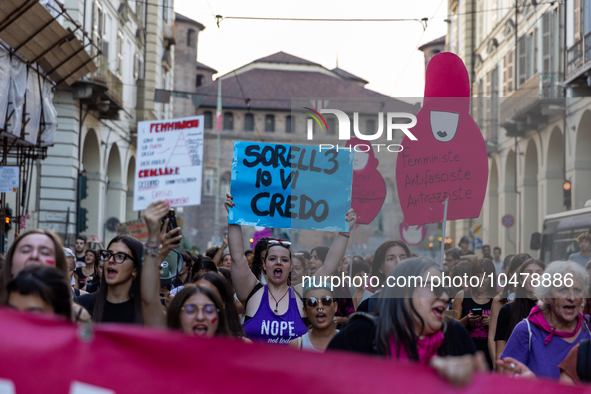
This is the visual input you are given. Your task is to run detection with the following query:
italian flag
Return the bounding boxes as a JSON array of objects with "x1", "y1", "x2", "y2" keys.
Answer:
[{"x1": 216, "y1": 78, "x2": 222, "y2": 131}]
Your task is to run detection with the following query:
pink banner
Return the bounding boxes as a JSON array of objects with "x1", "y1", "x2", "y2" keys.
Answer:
[{"x1": 0, "y1": 308, "x2": 588, "y2": 394}]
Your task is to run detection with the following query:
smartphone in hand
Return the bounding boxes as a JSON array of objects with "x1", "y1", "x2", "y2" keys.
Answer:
[
  {"x1": 161, "y1": 209, "x2": 181, "y2": 246},
  {"x1": 472, "y1": 308, "x2": 483, "y2": 316}
]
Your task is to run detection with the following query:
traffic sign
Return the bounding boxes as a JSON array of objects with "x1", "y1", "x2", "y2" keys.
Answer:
[
  {"x1": 472, "y1": 237, "x2": 483, "y2": 250},
  {"x1": 501, "y1": 214, "x2": 515, "y2": 228}
]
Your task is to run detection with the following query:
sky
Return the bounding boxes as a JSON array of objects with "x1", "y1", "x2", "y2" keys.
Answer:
[{"x1": 174, "y1": 0, "x2": 449, "y2": 98}]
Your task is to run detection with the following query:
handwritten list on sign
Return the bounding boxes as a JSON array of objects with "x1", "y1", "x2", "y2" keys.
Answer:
[
  {"x1": 229, "y1": 142, "x2": 353, "y2": 231},
  {"x1": 133, "y1": 116, "x2": 204, "y2": 211}
]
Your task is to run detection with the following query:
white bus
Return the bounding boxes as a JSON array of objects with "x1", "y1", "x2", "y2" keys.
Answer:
[{"x1": 533, "y1": 206, "x2": 591, "y2": 263}]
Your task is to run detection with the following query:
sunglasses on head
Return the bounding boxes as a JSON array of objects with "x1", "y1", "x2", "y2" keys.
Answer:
[
  {"x1": 306, "y1": 296, "x2": 333, "y2": 308},
  {"x1": 267, "y1": 240, "x2": 291, "y2": 248}
]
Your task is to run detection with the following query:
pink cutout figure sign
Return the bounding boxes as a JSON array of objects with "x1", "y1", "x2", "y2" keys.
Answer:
[
  {"x1": 396, "y1": 52, "x2": 488, "y2": 225},
  {"x1": 347, "y1": 138, "x2": 386, "y2": 225}
]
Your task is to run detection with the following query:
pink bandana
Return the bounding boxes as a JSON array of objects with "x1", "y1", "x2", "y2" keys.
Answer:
[
  {"x1": 528, "y1": 305, "x2": 583, "y2": 345},
  {"x1": 390, "y1": 330, "x2": 445, "y2": 366}
]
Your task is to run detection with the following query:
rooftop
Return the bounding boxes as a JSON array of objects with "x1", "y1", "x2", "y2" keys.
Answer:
[
  {"x1": 196, "y1": 61, "x2": 218, "y2": 73},
  {"x1": 418, "y1": 36, "x2": 445, "y2": 51},
  {"x1": 175, "y1": 13, "x2": 205, "y2": 30},
  {"x1": 194, "y1": 52, "x2": 416, "y2": 113}
]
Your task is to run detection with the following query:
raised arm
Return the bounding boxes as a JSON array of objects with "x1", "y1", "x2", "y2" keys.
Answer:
[
  {"x1": 315, "y1": 209, "x2": 356, "y2": 278},
  {"x1": 141, "y1": 201, "x2": 177, "y2": 328},
  {"x1": 212, "y1": 236, "x2": 228, "y2": 267},
  {"x1": 225, "y1": 193, "x2": 258, "y2": 303}
]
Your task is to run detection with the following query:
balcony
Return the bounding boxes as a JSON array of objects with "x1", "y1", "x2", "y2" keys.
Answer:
[
  {"x1": 565, "y1": 32, "x2": 591, "y2": 92},
  {"x1": 163, "y1": 21, "x2": 176, "y2": 48},
  {"x1": 93, "y1": 54, "x2": 123, "y2": 110},
  {"x1": 500, "y1": 72, "x2": 564, "y2": 137},
  {"x1": 73, "y1": 53, "x2": 123, "y2": 119}
]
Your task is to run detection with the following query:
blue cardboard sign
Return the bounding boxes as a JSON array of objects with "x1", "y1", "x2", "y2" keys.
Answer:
[{"x1": 229, "y1": 141, "x2": 353, "y2": 231}]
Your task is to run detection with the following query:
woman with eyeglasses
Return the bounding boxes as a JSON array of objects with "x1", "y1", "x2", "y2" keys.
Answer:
[
  {"x1": 166, "y1": 284, "x2": 231, "y2": 337},
  {"x1": 288, "y1": 285, "x2": 338, "y2": 353},
  {"x1": 328, "y1": 258, "x2": 488, "y2": 387},
  {"x1": 76, "y1": 236, "x2": 143, "y2": 324},
  {"x1": 194, "y1": 271, "x2": 245, "y2": 338},
  {"x1": 224, "y1": 192, "x2": 356, "y2": 345}
]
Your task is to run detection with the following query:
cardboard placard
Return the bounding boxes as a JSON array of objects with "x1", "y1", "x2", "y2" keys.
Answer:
[
  {"x1": 396, "y1": 53, "x2": 488, "y2": 225},
  {"x1": 134, "y1": 116, "x2": 204, "y2": 211},
  {"x1": 229, "y1": 141, "x2": 353, "y2": 231}
]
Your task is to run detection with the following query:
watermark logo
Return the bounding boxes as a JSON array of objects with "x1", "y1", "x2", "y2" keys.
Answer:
[{"x1": 303, "y1": 107, "x2": 418, "y2": 152}]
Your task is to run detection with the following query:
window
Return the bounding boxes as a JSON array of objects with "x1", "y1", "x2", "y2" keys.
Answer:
[
  {"x1": 223, "y1": 112, "x2": 234, "y2": 130},
  {"x1": 92, "y1": 1, "x2": 105, "y2": 56},
  {"x1": 220, "y1": 172, "x2": 231, "y2": 197},
  {"x1": 244, "y1": 113, "x2": 254, "y2": 131},
  {"x1": 204, "y1": 111, "x2": 212, "y2": 129},
  {"x1": 366, "y1": 119, "x2": 375, "y2": 134},
  {"x1": 489, "y1": 67, "x2": 499, "y2": 142},
  {"x1": 326, "y1": 118, "x2": 335, "y2": 135},
  {"x1": 503, "y1": 49, "x2": 514, "y2": 95},
  {"x1": 117, "y1": 31, "x2": 123, "y2": 79},
  {"x1": 543, "y1": 11, "x2": 554, "y2": 73},
  {"x1": 163, "y1": 0, "x2": 168, "y2": 21},
  {"x1": 196, "y1": 74, "x2": 204, "y2": 87},
  {"x1": 285, "y1": 115, "x2": 292, "y2": 133},
  {"x1": 265, "y1": 115, "x2": 275, "y2": 132},
  {"x1": 133, "y1": 52, "x2": 139, "y2": 80},
  {"x1": 187, "y1": 29, "x2": 196, "y2": 47},
  {"x1": 204, "y1": 168, "x2": 216, "y2": 196},
  {"x1": 517, "y1": 35, "x2": 527, "y2": 86}
]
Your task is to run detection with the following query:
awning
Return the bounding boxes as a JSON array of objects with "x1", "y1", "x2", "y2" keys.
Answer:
[{"x1": 0, "y1": 0, "x2": 97, "y2": 86}]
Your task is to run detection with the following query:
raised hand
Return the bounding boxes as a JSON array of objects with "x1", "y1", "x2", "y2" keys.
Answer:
[
  {"x1": 159, "y1": 220, "x2": 182, "y2": 257},
  {"x1": 345, "y1": 208, "x2": 357, "y2": 233},
  {"x1": 144, "y1": 201, "x2": 170, "y2": 237},
  {"x1": 224, "y1": 192, "x2": 235, "y2": 213},
  {"x1": 429, "y1": 351, "x2": 488, "y2": 386}
]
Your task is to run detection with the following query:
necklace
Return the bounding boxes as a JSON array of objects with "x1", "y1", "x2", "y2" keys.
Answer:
[{"x1": 269, "y1": 287, "x2": 290, "y2": 313}]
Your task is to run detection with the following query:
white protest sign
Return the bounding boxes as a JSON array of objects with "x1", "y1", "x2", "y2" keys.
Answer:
[
  {"x1": 134, "y1": 116, "x2": 204, "y2": 211},
  {"x1": 0, "y1": 166, "x2": 19, "y2": 193}
]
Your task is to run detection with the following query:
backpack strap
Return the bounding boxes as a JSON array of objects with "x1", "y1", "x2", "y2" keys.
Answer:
[
  {"x1": 525, "y1": 317, "x2": 532, "y2": 352},
  {"x1": 577, "y1": 340, "x2": 591, "y2": 382},
  {"x1": 348, "y1": 312, "x2": 379, "y2": 353},
  {"x1": 583, "y1": 316, "x2": 591, "y2": 336},
  {"x1": 244, "y1": 282, "x2": 264, "y2": 310}
]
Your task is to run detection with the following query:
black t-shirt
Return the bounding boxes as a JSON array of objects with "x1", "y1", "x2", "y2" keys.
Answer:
[
  {"x1": 327, "y1": 313, "x2": 477, "y2": 358},
  {"x1": 76, "y1": 255, "x2": 86, "y2": 264},
  {"x1": 77, "y1": 292, "x2": 138, "y2": 324},
  {"x1": 86, "y1": 281, "x2": 100, "y2": 294},
  {"x1": 494, "y1": 299, "x2": 537, "y2": 342},
  {"x1": 74, "y1": 267, "x2": 93, "y2": 288},
  {"x1": 357, "y1": 292, "x2": 380, "y2": 313}
]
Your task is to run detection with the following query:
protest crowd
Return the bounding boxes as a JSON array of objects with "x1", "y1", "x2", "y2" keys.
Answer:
[{"x1": 1, "y1": 192, "x2": 591, "y2": 388}]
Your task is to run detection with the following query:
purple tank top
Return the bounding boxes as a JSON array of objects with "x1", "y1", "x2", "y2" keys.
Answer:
[{"x1": 242, "y1": 285, "x2": 307, "y2": 345}]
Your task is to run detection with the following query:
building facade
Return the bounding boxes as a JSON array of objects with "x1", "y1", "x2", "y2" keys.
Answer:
[
  {"x1": 446, "y1": 0, "x2": 591, "y2": 257},
  {"x1": 5, "y1": 0, "x2": 175, "y2": 247}
]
